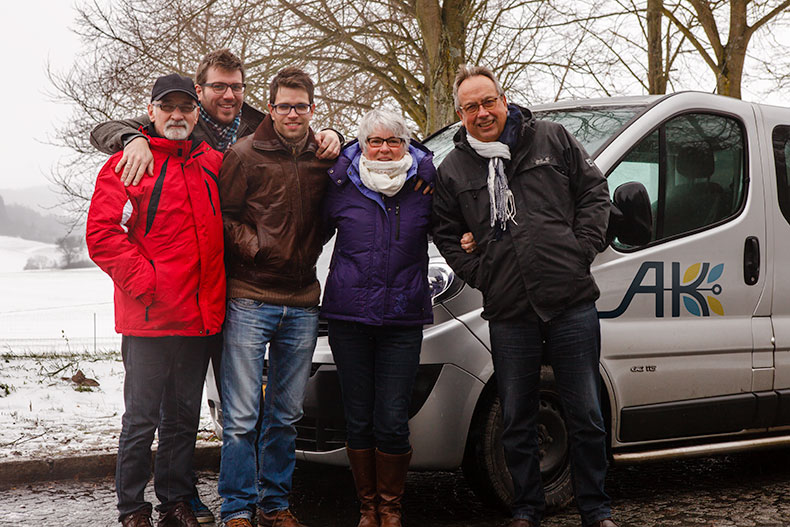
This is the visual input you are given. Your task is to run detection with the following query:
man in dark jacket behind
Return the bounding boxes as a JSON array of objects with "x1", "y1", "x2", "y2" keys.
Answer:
[
  {"x1": 87, "y1": 74, "x2": 225, "y2": 527},
  {"x1": 216, "y1": 67, "x2": 334, "y2": 527},
  {"x1": 432, "y1": 65, "x2": 616, "y2": 527}
]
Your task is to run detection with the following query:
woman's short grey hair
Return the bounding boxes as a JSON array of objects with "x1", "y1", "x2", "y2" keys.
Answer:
[
  {"x1": 453, "y1": 64, "x2": 504, "y2": 110},
  {"x1": 357, "y1": 109, "x2": 411, "y2": 154}
]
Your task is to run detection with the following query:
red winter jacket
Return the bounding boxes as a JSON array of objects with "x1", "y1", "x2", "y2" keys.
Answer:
[{"x1": 86, "y1": 133, "x2": 226, "y2": 337}]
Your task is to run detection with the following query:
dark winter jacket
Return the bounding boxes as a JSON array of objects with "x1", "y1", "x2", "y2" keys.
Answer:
[
  {"x1": 86, "y1": 131, "x2": 226, "y2": 336},
  {"x1": 89, "y1": 103, "x2": 266, "y2": 154},
  {"x1": 218, "y1": 114, "x2": 335, "y2": 305},
  {"x1": 432, "y1": 105, "x2": 610, "y2": 322},
  {"x1": 321, "y1": 141, "x2": 435, "y2": 326}
]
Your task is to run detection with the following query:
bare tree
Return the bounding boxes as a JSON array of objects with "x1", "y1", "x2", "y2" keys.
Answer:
[
  {"x1": 267, "y1": 0, "x2": 571, "y2": 134},
  {"x1": 661, "y1": 0, "x2": 790, "y2": 98},
  {"x1": 56, "y1": 235, "x2": 87, "y2": 268},
  {"x1": 51, "y1": 0, "x2": 790, "y2": 224}
]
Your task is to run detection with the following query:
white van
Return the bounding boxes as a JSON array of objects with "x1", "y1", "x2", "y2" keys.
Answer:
[{"x1": 206, "y1": 91, "x2": 790, "y2": 510}]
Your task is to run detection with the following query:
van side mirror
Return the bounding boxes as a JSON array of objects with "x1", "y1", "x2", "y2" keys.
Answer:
[{"x1": 606, "y1": 182, "x2": 653, "y2": 247}]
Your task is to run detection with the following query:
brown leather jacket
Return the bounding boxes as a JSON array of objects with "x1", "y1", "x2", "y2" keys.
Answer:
[{"x1": 218, "y1": 114, "x2": 333, "y2": 294}]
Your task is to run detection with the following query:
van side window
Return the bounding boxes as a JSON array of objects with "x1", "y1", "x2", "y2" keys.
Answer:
[
  {"x1": 772, "y1": 126, "x2": 790, "y2": 225},
  {"x1": 607, "y1": 113, "x2": 746, "y2": 250}
]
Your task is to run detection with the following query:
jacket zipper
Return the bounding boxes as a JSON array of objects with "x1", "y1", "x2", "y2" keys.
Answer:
[
  {"x1": 292, "y1": 156, "x2": 304, "y2": 284},
  {"x1": 146, "y1": 259, "x2": 155, "y2": 321},
  {"x1": 395, "y1": 202, "x2": 400, "y2": 241}
]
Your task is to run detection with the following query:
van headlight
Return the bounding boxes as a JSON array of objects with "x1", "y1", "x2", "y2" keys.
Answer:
[{"x1": 428, "y1": 258, "x2": 464, "y2": 305}]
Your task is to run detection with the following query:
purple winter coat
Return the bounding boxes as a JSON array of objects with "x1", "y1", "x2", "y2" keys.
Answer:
[{"x1": 320, "y1": 140, "x2": 436, "y2": 326}]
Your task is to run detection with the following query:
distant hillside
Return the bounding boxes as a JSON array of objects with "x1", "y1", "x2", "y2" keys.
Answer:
[
  {"x1": 0, "y1": 194, "x2": 69, "y2": 243},
  {"x1": 0, "y1": 185, "x2": 61, "y2": 210},
  {"x1": 0, "y1": 235, "x2": 59, "y2": 273}
]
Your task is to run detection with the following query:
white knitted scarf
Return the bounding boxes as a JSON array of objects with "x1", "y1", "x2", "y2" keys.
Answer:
[
  {"x1": 466, "y1": 134, "x2": 517, "y2": 232},
  {"x1": 359, "y1": 153, "x2": 413, "y2": 197}
]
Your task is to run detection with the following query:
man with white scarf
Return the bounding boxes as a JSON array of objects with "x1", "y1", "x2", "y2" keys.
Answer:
[{"x1": 432, "y1": 65, "x2": 616, "y2": 527}]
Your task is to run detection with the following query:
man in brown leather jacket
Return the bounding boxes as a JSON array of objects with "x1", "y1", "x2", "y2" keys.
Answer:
[{"x1": 216, "y1": 67, "x2": 334, "y2": 527}]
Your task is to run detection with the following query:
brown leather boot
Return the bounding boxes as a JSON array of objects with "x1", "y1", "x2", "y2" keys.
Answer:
[
  {"x1": 121, "y1": 508, "x2": 153, "y2": 527},
  {"x1": 375, "y1": 449, "x2": 412, "y2": 527},
  {"x1": 256, "y1": 508, "x2": 307, "y2": 527},
  {"x1": 157, "y1": 502, "x2": 200, "y2": 527},
  {"x1": 347, "y1": 447, "x2": 379, "y2": 527}
]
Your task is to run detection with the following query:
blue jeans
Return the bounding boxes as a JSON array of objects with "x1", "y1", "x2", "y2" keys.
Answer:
[
  {"x1": 116, "y1": 336, "x2": 211, "y2": 519},
  {"x1": 328, "y1": 320, "x2": 422, "y2": 454},
  {"x1": 488, "y1": 303, "x2": 611, "y2": 527},
  {"x1": 218, "y1": 299, "x2": 318, "y2": 521}
]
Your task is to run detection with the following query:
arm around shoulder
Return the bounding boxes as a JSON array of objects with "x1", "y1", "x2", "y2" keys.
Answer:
[{"x1": 90, "y1": 114, "x2": 151, "y2": 155}]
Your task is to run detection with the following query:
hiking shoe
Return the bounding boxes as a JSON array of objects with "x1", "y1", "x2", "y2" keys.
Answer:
[
  {"x1": 224, "y1": 519, "x2": 253, "y2": 527},
  {"x1": 257, "y1": 508, "x2": 307, "y2": 527},
  {"x1": 189, "y1": 494, "x2": 216, "y2": 524},
  {"x1": 122, "y1": 509, "x2": 154, "y2": 527},
  {"x1": 158, "y1": 502, "x2": 200, "y2": 527}
]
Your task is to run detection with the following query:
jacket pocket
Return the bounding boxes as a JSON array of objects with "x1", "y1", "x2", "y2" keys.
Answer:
[{"x1": 454, "y1": 176, "x2": 489, "y2": 242}]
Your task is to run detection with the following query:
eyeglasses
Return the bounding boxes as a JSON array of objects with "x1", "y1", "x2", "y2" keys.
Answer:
[
  {"x1": 152, "y1": 102, "x2": 198, "y2": 113},
  {"x1": 201, "y1": 82, "x2": 246, "y2": 94},
  {"x1": 459, "y1": 95, "x2": 502, "y2": 115},
  {"x1": 271, "y1": 103, "x2": 313, "y2": 115},
  {"x1": 366, "y1": 137, "x2": 405, "y2": 148}
]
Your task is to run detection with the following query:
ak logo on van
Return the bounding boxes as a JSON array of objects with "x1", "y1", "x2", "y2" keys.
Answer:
[{"x1": 599, "y1": 261, "x2": 724, "y2": 319}]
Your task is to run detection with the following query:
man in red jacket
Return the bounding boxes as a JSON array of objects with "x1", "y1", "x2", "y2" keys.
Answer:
[{"x1": 86, "y1": 74, "x2": 226, "y2": 527}]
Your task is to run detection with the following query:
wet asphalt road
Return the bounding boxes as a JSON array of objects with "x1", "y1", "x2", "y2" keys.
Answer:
[{"x1": 1, "y1": 450, "x2": 789, "y2": 527}]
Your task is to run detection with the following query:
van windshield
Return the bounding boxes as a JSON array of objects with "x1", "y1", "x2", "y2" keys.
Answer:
[
  {"x1": 425, "y1": 104, "x2": 645, "y2": 166},
  {"x1": 534, "y1": 106, "x2": 645, "y2": 155}
]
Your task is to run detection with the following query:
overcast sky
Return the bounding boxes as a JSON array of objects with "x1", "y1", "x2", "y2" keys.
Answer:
[
  {"x1": 1, "y1": 2, "x2": 787, "y2": 194},
  {"x1": 0, "y1": 2, "x2": 81, "y2": 191}
]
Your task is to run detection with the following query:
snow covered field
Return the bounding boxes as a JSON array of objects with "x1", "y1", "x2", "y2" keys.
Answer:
[
  {"x1": 0, "y1": 236, "x2": 215, "y2": 461},
  {"x1": 0, "y1": 235, "x2": 60, "y2": 274}
]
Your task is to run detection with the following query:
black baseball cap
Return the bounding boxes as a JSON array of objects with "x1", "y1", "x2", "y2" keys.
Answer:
[{"x1": 151, "y1": 73, "x2": 198, "y2": 102}]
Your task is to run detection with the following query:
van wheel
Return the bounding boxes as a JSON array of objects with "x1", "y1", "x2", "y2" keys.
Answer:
[{"x1": 462, "y1": 366, "x2": 574, "y2": 512}]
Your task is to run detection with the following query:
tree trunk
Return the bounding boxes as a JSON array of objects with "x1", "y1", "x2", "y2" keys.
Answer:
[
  {"x1": 716, "y1": 41, "x2": 746, "y2": 98},
  {"x1": 415, "y1": 0, "x2": 469, "y2": 134},
  {"x1": 647, "y1": 0, "x2": 667, "y2": 93}
]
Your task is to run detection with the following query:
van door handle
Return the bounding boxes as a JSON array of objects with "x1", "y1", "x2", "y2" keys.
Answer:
[{"x1": 743, "y1": 236, "x2": 760, "y2": 286}]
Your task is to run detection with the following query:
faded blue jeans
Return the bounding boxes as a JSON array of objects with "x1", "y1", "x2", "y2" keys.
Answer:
[
  {"x1": 218, "y1": 299, "x2": 318, "y2": 522},
  {"x1": 488, "y1": 303, "x2": 611, "y2": 527}
]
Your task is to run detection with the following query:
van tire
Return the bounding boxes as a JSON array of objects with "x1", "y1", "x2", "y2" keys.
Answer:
[{"x1": 462, "y1": 365, "x2": 574, "y2": 512}]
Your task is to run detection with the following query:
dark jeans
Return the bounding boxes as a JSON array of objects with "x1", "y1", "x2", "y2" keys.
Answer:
[
  {"x1": 488, "y1": 303, "x2": 611, "y2": 527},
  {"x1": 116, "y1": 336, "x2": 211, "y2": 519},
  {"x1": 328, "y1": 320, "x2": 422, "y2": 454}
]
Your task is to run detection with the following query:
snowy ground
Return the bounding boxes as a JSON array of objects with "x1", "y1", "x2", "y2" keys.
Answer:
[
  {"x1": 0, "y1": 235, "x2": 60, "y2": 273},
  {"x1": 0, "y1": 350, "x2": 217, "y2": 461},
  {"x1": 0, "y1": 236, "x2": 216, "y2": 461}
]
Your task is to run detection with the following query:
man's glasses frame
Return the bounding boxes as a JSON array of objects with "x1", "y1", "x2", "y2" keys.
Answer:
[
  {"x1": 152, "y1": 102, "x2": 198, "y2": 113},
  {"x1": 270, "y1": 103, "x2": 313, "y2": 115},
  {"x1": 201, "y1": 82, "x2": 246, "y2": 94},
  {"x1": 459, "y1": 95, "x2": 502, "y2": 116}
]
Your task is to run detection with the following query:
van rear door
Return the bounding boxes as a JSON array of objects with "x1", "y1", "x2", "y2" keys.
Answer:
[{"x1": 760, "y1": 105, "x2": 790, "y2": 427}]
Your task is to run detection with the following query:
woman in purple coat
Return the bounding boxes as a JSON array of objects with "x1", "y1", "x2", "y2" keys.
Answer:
[{"x1": 322, "y1": 109, "x2": 435, "y2": 527}]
